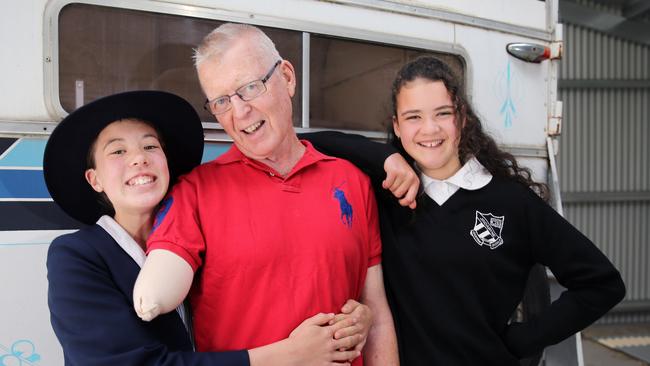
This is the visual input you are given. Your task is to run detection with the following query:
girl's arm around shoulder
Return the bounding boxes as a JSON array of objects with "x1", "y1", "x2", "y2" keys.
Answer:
[
  {"x1": 299, "y1": 131, "x2": 396, "y2": 183},
  {"x1": 301, "y1": 131, "x2": 419, "y2": 208}
]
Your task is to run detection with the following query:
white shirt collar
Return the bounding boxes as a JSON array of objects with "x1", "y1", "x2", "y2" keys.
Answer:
[
  {"x1": 96, "y1": 215, "x2": 189, "y2": 329},
  {"x1": 96, "y1": 215, "x2": 147, "y2": 268},
  {"x1": 420, "y1": 157, "x2": 492, "y2": 206}
]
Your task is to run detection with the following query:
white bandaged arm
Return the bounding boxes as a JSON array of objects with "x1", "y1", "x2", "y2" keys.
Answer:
[{"x1": 133, "y1": 249, "x2": 193, "y2": 321}]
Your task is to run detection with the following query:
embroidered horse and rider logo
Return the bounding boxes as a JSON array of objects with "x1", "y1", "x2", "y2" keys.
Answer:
[
  {"x1": 333, "y1": 182, "x2": 353, "y2": 228},
  {"x1": 470, "y1": 211, "x2": 505, "y2": 249}
]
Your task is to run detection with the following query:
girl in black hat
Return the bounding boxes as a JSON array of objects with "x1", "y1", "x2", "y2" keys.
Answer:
[{"x1": 44, "y1": 91, "x2": 364, "y2": 366}]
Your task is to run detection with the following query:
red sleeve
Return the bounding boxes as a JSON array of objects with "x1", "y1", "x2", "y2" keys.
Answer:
[{"x1": 147, "y1": 173, "x2": 205, "y2": 272}]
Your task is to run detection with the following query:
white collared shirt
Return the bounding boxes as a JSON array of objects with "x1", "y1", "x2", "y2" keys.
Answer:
[
  {"x1": 97, "y1": 215, "x2": 147, "y2": 267},
  {"x1": 420, "y1": 157, "x2": 493, "y2": 206},
  {"x1": 96, "y1": 215, "x2": 189, "y2": 331}
]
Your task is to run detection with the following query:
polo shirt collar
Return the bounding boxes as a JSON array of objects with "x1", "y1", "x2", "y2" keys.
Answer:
[
  {"x1": 420, "y1": 157, "x2": 492, "y2": 206},
  {"x1": 96, "y1": 215, "x2": 146, "y2": 267},
  {"x1": 216, "y1": 143, "x2": 249, "y2": 164},
  {"x1": 217, "y1": 139, "x2": 335, "y2": 178},
  {"x1": 291, "y1": 140, "x2": 336, "y2": 175}
]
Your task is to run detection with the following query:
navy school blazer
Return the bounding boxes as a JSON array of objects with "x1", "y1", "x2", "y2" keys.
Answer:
[{"x1": 47, "y1": 224, "x2": 249, "y2": 366}]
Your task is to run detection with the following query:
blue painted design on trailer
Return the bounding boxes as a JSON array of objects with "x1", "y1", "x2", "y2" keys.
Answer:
[
  {"x1": 202, "y1": 144, "x2": 230, "y2": 163},
  {"x1": 498, "y1": 61, "x2": 517, "y2": 129},
  {"x1": 0, "y1": 140, "x2": 227, "y2": 200},
  {"x1": 0, "y1": 339, "x2": 41, "y2": 365},
  {"x1": 1, "y1": 139, "x2": 228, "y2": 167},
  {"x1": 0, "y1": 170, "x2": 49, "y2": 199},
  {"x1": 0, "y1": 139, "x2": 47, "y2": 167}
]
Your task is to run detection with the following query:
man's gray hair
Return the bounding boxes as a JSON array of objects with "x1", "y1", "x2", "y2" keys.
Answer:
[{"x1": 193, "y1": 23, "x2": 281, "y2": 68}]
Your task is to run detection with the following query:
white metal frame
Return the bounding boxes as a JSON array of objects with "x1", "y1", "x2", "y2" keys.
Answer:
[{"x1": 39, "y1": 0, "x2": 471, "y2": 137}]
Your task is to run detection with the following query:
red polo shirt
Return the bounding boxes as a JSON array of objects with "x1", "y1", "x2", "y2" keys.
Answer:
[{"x1": 148, "y1": 141, "x2": 381, "y2": 364}]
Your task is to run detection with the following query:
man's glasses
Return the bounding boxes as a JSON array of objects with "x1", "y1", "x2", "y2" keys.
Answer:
[{"x1": 203, "y1": 60, "x2": 282, "y2": 115}]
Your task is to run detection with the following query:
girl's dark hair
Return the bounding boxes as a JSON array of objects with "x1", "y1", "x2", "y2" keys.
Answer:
[
  {"x1": 85, "y1": 118, "x2": 168, "y2": 218},
  {"x1": 389, "y1": 56, "x2": 549, "y2": 201}
]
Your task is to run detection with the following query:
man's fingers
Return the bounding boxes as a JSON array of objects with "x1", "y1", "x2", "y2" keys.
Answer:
[
  {"x1": 329, "y1": 313, "x2": 346, "y2": 325},
  {"x1": 353, "y1": 340, "x2": 367, "y2": 353},
  {"x1": 332, "y1": 333, "x2": 363, "y2": 350},
  {"x1": 340, "y1": 299, "x2": 360, "y2": 314},
  {"x1": 330, "y1": 348, "x2": 360, "y2": 363},
  {"x1": 329, "y1": 316, "x2": 357, "y2": 334},
  {"x1": 329, "y1": 360, "x2": 353, "y2": 366},
  {"x1": 304, "y1": 312, "x2": 335, "y2": 326},
  {"x1": 333, "y1": 323, "x2": 360, "y2": 339}
]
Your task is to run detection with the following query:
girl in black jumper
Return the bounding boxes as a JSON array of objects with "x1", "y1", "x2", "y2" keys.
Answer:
[{"x1": 304, "y1": 56, "x2": 626, "y2": 365}]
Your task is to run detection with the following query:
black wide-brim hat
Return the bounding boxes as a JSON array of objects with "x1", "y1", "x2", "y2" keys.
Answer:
[{"x1": 43, "y1": 90, "x2": 204, "y2": 225}]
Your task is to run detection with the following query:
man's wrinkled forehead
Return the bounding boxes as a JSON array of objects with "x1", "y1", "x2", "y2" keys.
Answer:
[{"x1": 207, "y1": 41, "x2": 268, "y2": 92}]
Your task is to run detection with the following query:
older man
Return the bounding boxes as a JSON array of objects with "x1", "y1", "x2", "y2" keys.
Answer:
[{"x1": 135, "y1": 23, "x2": 398, "y2": 366}]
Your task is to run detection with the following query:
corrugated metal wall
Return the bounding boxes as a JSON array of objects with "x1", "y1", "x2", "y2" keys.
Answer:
[{"x1": 558, "y1": 22, "x2": 650, "y2": 323}]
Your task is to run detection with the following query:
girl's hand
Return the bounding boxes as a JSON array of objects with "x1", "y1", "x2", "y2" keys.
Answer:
[{"x1": 382, "y1": 153, "x2": 419, "y2": 209}]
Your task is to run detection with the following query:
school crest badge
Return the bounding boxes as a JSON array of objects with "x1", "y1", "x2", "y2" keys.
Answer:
[{"x1": 470, "y1": 211, "x2": 505, "y2": 249}]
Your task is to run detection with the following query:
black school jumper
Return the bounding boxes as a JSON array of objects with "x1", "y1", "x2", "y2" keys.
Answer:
[{"x1": 302, "y1": 131, "x2": 625, "y2": 366}]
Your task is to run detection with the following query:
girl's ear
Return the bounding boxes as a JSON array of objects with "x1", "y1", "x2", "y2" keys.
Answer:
[
  {"x1": 85, "y1": 169, "x2": 103, "y2": 193},
  {"x1": 392, "y1": 116, "x2": 401, "y2": 138}
]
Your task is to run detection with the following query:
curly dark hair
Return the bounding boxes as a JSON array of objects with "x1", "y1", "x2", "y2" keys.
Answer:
[{"x1": 388, "y1": 56, "x2": 549, "y2": 201}]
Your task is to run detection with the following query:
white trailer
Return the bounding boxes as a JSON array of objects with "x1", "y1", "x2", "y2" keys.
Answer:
[{"x1": 0, "y1": 0, "x2": 566, "y2": 364}]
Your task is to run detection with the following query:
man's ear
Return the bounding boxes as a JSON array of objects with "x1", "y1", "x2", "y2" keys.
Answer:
[
  {"x1": 392, "y1": 116, "x2": 401, "y2": 138},
  {"x1": 279, "y1": 60, "x2": 297, "y2": 97},
  {"x1": 85, "y1": 169, "x2": 103, "y2": 193}
]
